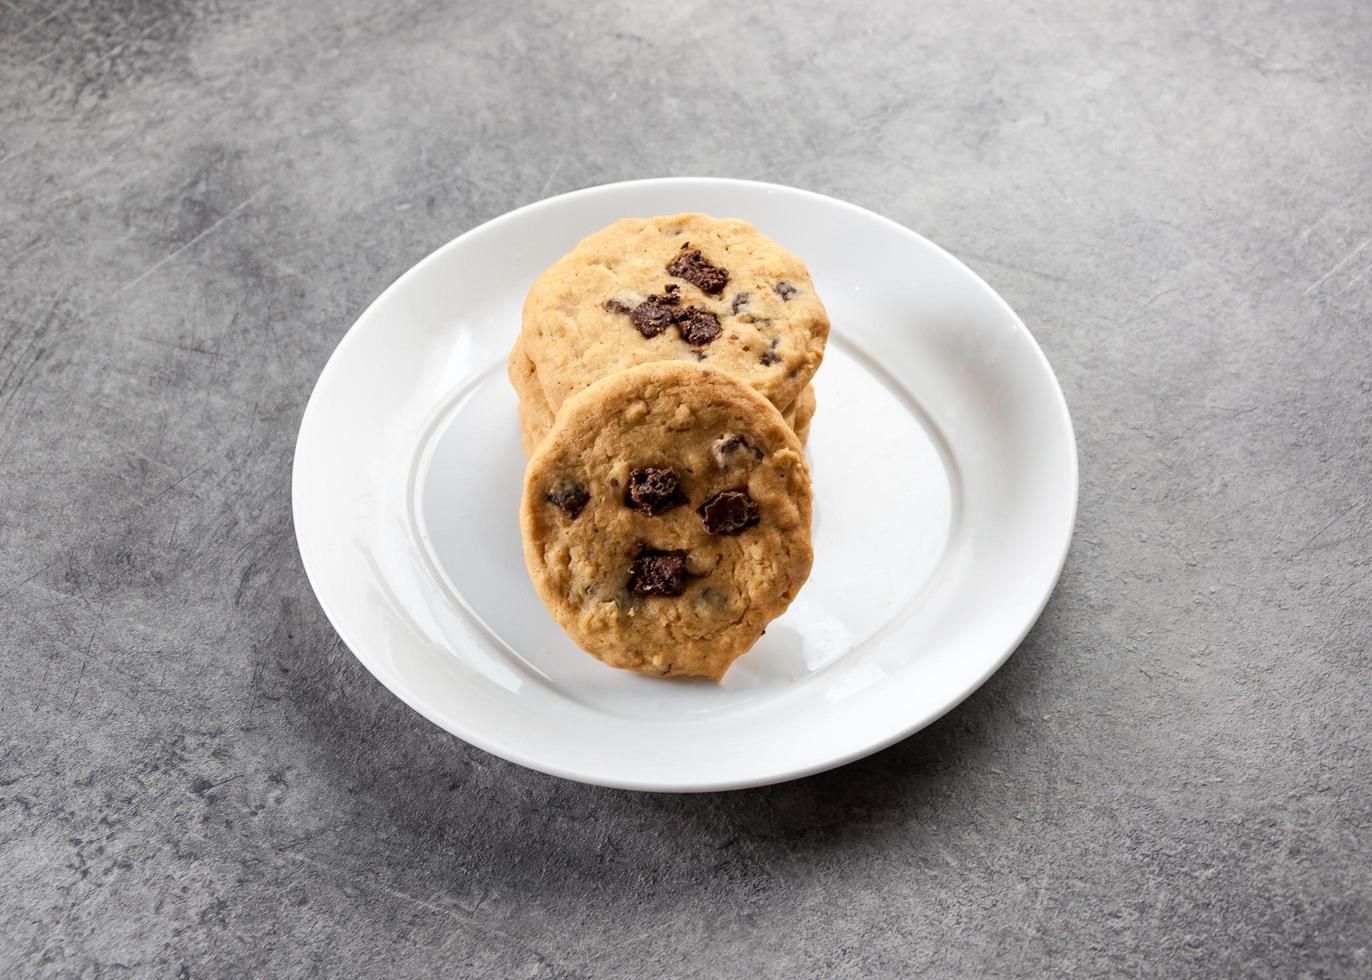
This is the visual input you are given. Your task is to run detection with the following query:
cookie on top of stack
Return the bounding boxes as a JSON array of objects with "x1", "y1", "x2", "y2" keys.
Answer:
[{"x1": 509, "y1": 213, "x2": 830, "y2": 681}]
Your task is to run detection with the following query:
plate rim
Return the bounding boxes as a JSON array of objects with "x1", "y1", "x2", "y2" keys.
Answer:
[{"x1": 292, "y1": 176, "x2": 1079, "y2": 792}]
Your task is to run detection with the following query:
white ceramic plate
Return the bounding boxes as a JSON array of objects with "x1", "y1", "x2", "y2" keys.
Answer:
[{"x1": 292, "y1": 178, "x2": 1077, "y2": 792}]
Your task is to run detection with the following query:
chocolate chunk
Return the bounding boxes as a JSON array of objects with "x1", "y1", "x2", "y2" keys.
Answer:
[
  {"x1": 628, "y1": 548, "x2": 688, "y2": 597},
  {"x1": 677, "y1": 307, "x2": 721, "y2": 346},
  {"x1": 667, "y1": 246, "x2": 729, "y2": 295},
  {"x1": 774, "y1": 281, "x2": 798, "y2": 301},
  {"x1": 760, "y1": 337, "x2": 781, "y2": 366},
  {"x1": 630, "y1": 293, "x2": 680, "y2": 338},
  {"x1": 546, "y1": 480, "x2": 590, "y2": 518},
  {"x1": 604, "y1": 298, "x2": 634, "y2": 315},
  {"x1": 625, "y1": 287, "x2": 721, "y2": 345},
  {"x1": 730, "y1": 293, "x2": 750, "y2": 315},
  {"x1": 712, "y1": 434, "x2": 762, "y2": 468},
  {"x1": 625, "y1": 467, "x2": 687, "y2": 515},
  {"x1": 700, "y1": 489, "x2": 759, "y2": 535}
]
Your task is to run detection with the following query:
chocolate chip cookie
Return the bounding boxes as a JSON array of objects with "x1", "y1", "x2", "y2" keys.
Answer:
[
  {"x1": 509, "y1": 333, "x2": 816, "y2": 455},
  {"x1": 521, "y1": 213, "x2": 829, "y2": 417},
  {"x1": 520, "y1": 361, "x2": 814, "y2": 681}
]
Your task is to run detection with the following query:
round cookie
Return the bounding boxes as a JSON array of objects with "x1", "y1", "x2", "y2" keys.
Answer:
[
  {"x1": 522, "y1": 213, "x2": 829, "y2": 416},
  {"x1": 510, "y1": 335, "x2": 817, "y2": 455},
  {"x1": 520, "y1": 362, "x2": 814, "y2": 681}
]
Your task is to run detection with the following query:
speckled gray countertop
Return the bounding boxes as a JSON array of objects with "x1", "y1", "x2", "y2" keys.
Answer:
[{"x1": 2, "y1": 1, "x2": 1369, "y2": 977}]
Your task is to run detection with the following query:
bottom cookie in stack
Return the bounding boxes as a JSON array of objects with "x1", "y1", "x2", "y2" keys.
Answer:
[
  {"x1": 519, "y1": 361, "x2": 814, "y2": 681},
  {"x1": 507, "y1": 335, "x2": 816, "y2": 456}
]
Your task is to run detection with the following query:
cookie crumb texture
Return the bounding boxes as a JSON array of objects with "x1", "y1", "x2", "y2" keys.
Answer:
[
  {"x1": 520, "y1": 362, "x2": 814, "y2": 681},
  {"x1": 522, "y1": 213, "x2": 829, "y2": 417}
]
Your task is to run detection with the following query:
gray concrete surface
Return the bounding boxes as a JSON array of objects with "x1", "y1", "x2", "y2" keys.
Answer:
[{"x1": 2, "y1": 0, "x2": 1369, "y2": 976}]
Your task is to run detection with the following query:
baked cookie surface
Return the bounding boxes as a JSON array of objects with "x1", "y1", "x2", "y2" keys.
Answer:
[
  {"x1": 789, "y1": 383, "x2": 816, "y2": 446},
  {"x1": 521, "y1": 213, "x2": 829, "y2": 416},
  {"x1": 507, "y1": 334, "x2": 557, "y2": 457},
  {"x1": 509, "y1": 334, "x2": 816, "y2": 455},
  {"x1": 520, "y1": 362, "x2": 813, "y2": 681}
]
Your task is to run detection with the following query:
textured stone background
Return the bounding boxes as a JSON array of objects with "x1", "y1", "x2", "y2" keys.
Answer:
[{"x1": 2, "y1": 0, "x2": 1369, "y2": 976}]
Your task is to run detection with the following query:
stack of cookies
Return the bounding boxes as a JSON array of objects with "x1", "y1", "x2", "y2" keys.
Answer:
[{"x1": 510, "y1": 213, "x2": 830, "y2": 681}]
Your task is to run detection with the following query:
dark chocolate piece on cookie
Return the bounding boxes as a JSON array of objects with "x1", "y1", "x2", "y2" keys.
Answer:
[
  {"x1": 619, "y1": 284, "x2": 721, "y2": 345},
  {"x1": 773, "y1": 281, "x2": 798, "y2": 301},
  {"x1": 760, "y1": 337, "x2": 781, "y2": 365},
  {"x1": 730, "y1": 292, "x2": 750, "y2": 315},
  {"x1": 667, "y1": 246, "x2": 729, "y2": 295},
  {"x1": 625, "y1": 467, "x2": 687, "y2": 515},
  {"x1": 712, "y1": 434, "x2": 763, "y2": 468},
  {"x1": 630, "y1": 293, "x2": 681, "y2": 338},
  {"x1": 700, "y1": 489, "x2": 760, "y2": 535},
  {"x1": 547, "y1": 480, "x2": 590, "y2": 518},
  {"x1": 677, "y1": 307, "x2": 722, "y2": 346},
  {"x1": 628, "y1": 547, "x2": 688, "y2": 597}
]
